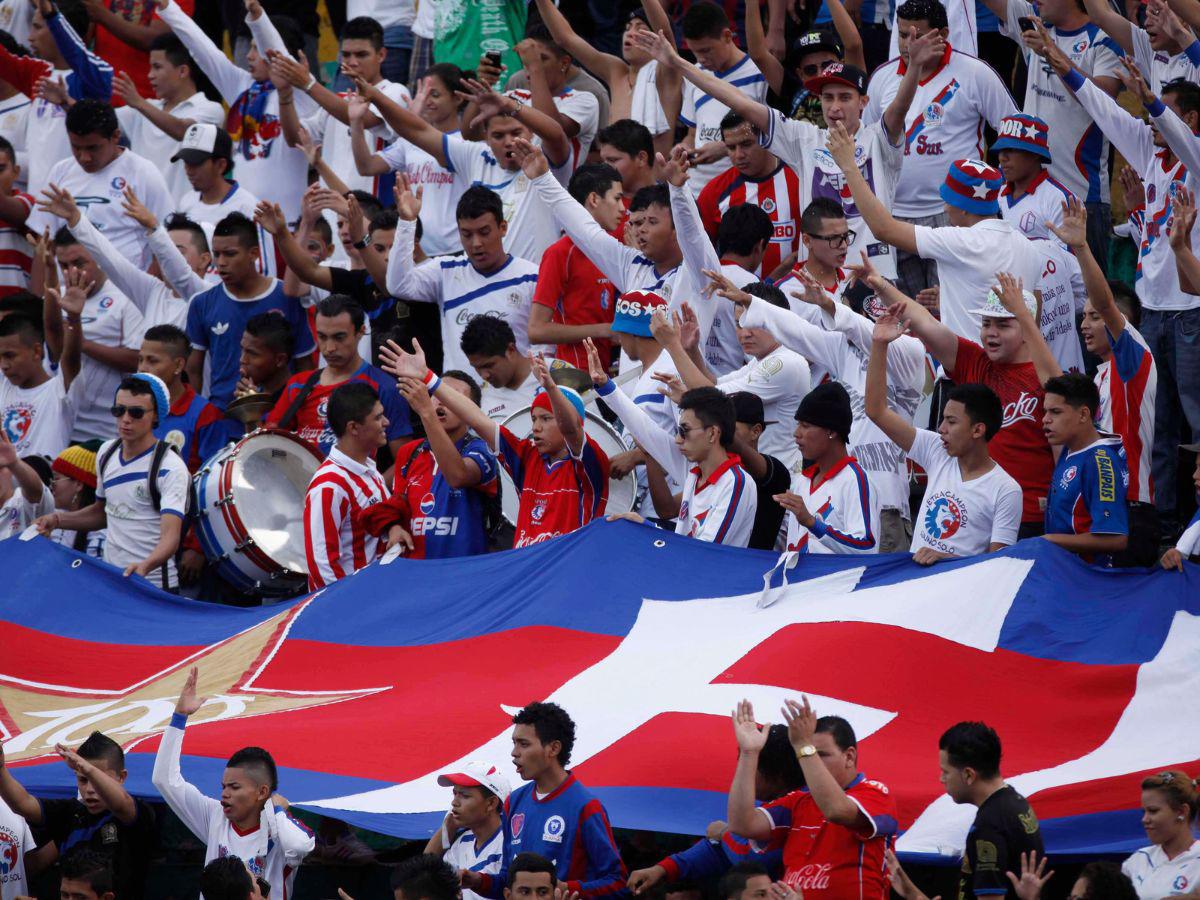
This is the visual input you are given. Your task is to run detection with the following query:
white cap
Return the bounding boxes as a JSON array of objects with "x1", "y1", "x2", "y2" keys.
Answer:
[
  {"x1": 969, "y1": 287, "x2": 1038, "y2": 320},
  {"x1": 171, "y1": 123, "x2": 231, "y2": 163},
  {"x1": 437, "y1": 761, "x2": 511, "y2": 800}
]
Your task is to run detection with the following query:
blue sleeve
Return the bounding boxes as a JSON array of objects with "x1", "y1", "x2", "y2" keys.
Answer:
[
  {"x1": 50, "y1": 13, "x2": 113, "y2": 100},
  {"x1": 186, "y1": 298, "x2": 208, "y2": 349},
  {"x1": 195, "y1": 413, "x2": 228, "y2": 464},
  {"x1": 1084, "y1": 448, "x2": 1128, "y2": 535},
  {"x1": 569, "y1": 801, "x2": 627, "y2": 898},
  {"x1": 1106, "y1": 327, "x2": 1149, "y2": 384},
  {"x1": 288, "y1": 301, "x2": 316, "y2": 355},
  {"x1": 664, "y1": 839, "x2": 730, "y2": 882},
  {"x1": 464, "y1": 438, "x2": 499, "y2": 487},
  {"x1": 496, "y1": 427, "x2": 526, "y2": 490},
  {"x1": 379, "y1": 381, "x2": 413, "y2": 439}
]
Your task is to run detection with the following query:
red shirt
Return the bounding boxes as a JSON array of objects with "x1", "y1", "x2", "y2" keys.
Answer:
[
  {"x1": 760, "y1": 775, "x2": 899, "y2": 900},
  {"x1": 950, "y1": 337, "x2": 1053, "y2": 523},
  {"x1": 496, "y1": 426, "x2": 610, "y2": 548},
  {"x1": 697, "y1": 161, "x2": 803, "y2": 279},
  {"x1": 96, "y1": 0, "x2": 195, "y2": 99},
  {"x1": 533, "y1": 235, "x2": 615, "y2": 369}
]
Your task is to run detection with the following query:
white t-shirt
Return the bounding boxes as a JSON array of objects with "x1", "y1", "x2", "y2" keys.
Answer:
[
  {"x1": 0, "y1": 0, "x2": 32, "y2": 45},
  {"x1": 117, "y1": 92, "x2": 225, "y2": 202},
  {"x1": 864, "y1": 49, "x2": 1017, "y2": 217},
  {"x1": 95, "y1": 439, "x2": 190, "y2": 588},
  {"x1": 999, "y1": 170, "x2": 1075, "y2": 245},
  {"x1": 906, "y1": 427, "x2": 1022, "y2": 556},
  {"x1": 1122, "y1": 840, "x2": 1200, "y2": 900},
  {"x1": 0, "y1": 372, "x2": 75, "y2": 458},
  {"x1": 177, "y1": 182, "x2": 278, "y2": 279},
  {"x1": 71, "y1": 283, "x2": 145, "y2": 442},
  {"x1": 348, "y1": 0, "x2": 414, "y2": 29},
  {"x1": 0, "y1": 94, "x2": 30, "y2": 190},
  {"x1": 482, "y1": 370, "x2": 539, "y2": 421},
  {"x1": 717, "y1": 345, "x2": 810, "y2": 473},
  {"x1": 445, "y1": 827, "x2": 504, "y2": 900},
  {"x1": 0, "y1": 795, "x2": 36, "y2": 900},
  {"x1": 761, "y1": 111, "x2": 903, "y2": 279},
  {"x1": 21, "y1": 67, "x2": 73, "y2": 195},
  {"x1": 304, "y1": 80, "x2": 411, "y2": 196},
  {"x1": 1029, "y1": 237, "x2": 1086, "y2": 375},
  {"x1": 680, "y1": 53, "x2": 767, "y2": 195},
  {"x1": 1131, "y1": 24, "x2": 1200, "y2": 93},
  {"x1": 632, "y1": 62, "x2": 671, "y2": 137},
  {"x1": 380, "y1": 133, "x2": 464, "y2": 257},
  {"x1": 505, "y1": 86, "x2": 600, "y2": 170},
  {"x1": 913, "y1": 218, "x2": 1045, "y2": 341},
  {"x1": 0, "y1": 482, "x2": 53, "y2": 540},
  {"x1": 28, "y1": 150, "x2": 174, "y2": 271}
]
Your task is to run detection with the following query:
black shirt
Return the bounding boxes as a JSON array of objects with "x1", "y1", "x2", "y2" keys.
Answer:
[
  {"x1": 958, "y1": 785, "x2": 1043, "y2": 899},
  {"x1": 748, "y1": 452, "x2": 791, "y2": 551},
  {"x1": 40, "y1": 798, "x2": 157, "y2": 900}
]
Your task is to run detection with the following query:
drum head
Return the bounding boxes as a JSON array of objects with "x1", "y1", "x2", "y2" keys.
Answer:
[
  {"x1": 228, "y1": 431, "x2": 322, "y2": 574},
  {"x1": 497, "y1": 407, "x2": 636, "y2": 526}
]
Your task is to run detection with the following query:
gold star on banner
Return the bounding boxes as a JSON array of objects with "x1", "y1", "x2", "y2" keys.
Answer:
[{"x1": 0, "y1": 598, "x2": 387, "y2": 764}]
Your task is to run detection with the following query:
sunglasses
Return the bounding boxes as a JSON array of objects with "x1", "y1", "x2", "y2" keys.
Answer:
[
  {"x1": 676, "y1": 423, "x2": 709, "y2": 438},
  {"x1": 805, "y1": 229, "x2": 857, "y2": 249},
  {"x1": 110, "y1": 404, "x2": 151, "y2": 420},
  {"x1": 799, "y1": 61, "x2": 830, "y2": 77}
]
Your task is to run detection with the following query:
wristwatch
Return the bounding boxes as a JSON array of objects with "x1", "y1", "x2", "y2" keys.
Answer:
[
  {"x1": 796, "y1": 744, "x2": 817, "y2": 759},
  {"x1": 352, "y1": 235, "x2": 371, "y2": 250}
]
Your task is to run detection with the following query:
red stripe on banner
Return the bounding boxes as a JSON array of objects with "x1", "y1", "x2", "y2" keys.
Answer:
[{"x1": 1027, "y1": 757, "x2": 1200, "y2": 819}]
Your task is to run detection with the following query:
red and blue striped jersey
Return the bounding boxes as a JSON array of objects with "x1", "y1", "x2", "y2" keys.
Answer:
[{"x1": 1095, "y1": 324, "x2": 1156, "y2": 505}]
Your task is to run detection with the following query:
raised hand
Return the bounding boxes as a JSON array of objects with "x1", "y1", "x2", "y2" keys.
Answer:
[
  {"x1": 775, "y1": 490, "x2": 815, "y2": 527},
  {"x1": 872, "y1": 312, "x2": 910, "y2": 345},
  {"x1": 1030, "y1": 19, "x2": 1070, "y2": 74},
  {"x1": 55, "y1": 265, "x2": 94, "y2": 318},
  {"x1": 1117, "y1": 56, "x2": 1155, "y2": 108},
  {"x1": 1047, "y1": 195, "x2": 1087, "y2": 250},
  {"x1": 825, "y1": 121, "x2": 857, "y2": 173},
  {"x1": 55, "y1": 742, "x2": 92, "y2": 774},
  {"x1": 345, "y1": 193, "x2": 366, "y2": 246},
  {"x1": 1118, "y1": 165, "x2": 1145, "y2": 212},
  {"x1": 0, "y1": 430, "x2": 18, "y2": 468},
  {"x1": 37, "y1": 182, "x2": 81, "y2": 225},
  {"x1": 530, "y1": 351, "x2": 554, "y2": 390},
  {"x1": 378, "y1": 338, "x2": 428, "y2": 380},
  {"x1": 457, "y1": 77, "x2": 511, "y2": 129},
  {"x1": 652, "y1": 371, "x2": 686, "y2": 404},
  {"x1": 347, "y1": 91, "x2": 371, "y2": 125},
  {"x1": 703, "y1": 268, "x2": 753, "y2": 310},
  {"x1": 253, "y1": 200, "x2": 288, "y2": 237},
  {"x1": 781, "y1": 696, "x2": 818, "y2": 752},
  {"x1": 175, "y1": 665, "x2": 207, "y2": 717},
  {"x1": 906, "y1": 25, "x2": 946, "y2": 71},
  {"x1": 510, "y1": 137, "x2": 549, "y2": 179},
  {"x1": 628, "y1": 28, "x2": 680, "y2": 69},
  {"x1": 269, "y1": 50, "x2": 312, "y2": 89},
  {"x1": 1169, "y1": 184, "x2": 1197, "y2": 254},
  {"x1": 794, "y1": 267, "x2": 835, "y2": 314},
  {"x1": 399, "y1": 375, "x2": 435, "y2": 419},
  {"x1": 992, "y1": 272, "x2": 1031, "y2": 318},
  {"x1": 583, "y1": 337, "x2": 609, "y2": 388},
  {"x1": 243, "y1": 0, "x2": 264, "y2": 19},
  {"x1": 731, "y1": 699, "x2": 769, "y2": 753},
  {"x1": 35, "y1": 73, "x2": 70, "y2": 108},
  {"x1": 113, "y1": 71, "x2": 145, "y2": 109},
  {"x1": 121, "y1": 185, "x2": 158, "y2": 230},
  {"x1": 1005, "y1": 850, "x2": 1054, "y2": 900},
  {"x1": 648, "y1": 306, "x2": 681, "y2": 347},
  {"x1": 296, "y1": 125, "x2": 321, "y2": 169},
  {"x1": 886, "y1": 848, "x2": 937, "y2": 900},
  {"x1": 656, "y1": 146, "x2": 691, "y2": 188},
  {"x1": 411, "y1": 76, "x2": 433, "y2": 114},
  {"x1": 679, "y1": 302, "x2": 701, "y2": 353},
  {"x1": 393, "y1": 173, "x2": 423, "y2": 222}
]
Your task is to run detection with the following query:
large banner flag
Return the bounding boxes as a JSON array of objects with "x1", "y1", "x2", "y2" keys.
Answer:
[{"x1": 3, "y1": 521, "x2": 1198, "y2": 861}]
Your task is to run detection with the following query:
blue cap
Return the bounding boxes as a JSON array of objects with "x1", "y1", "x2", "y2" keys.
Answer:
[
  {"x1": 939, "y1": 159, "x2": 1004, "y2": 216},
  {"x1": 612, "y1": 289, "x2": 668, "y2": 338},
  {"x1": 126, "y1": 372, "x2": 170, "y2": 422},
  {"x1": 532, "y1": 386, "x2": 587, "y2": 423}
]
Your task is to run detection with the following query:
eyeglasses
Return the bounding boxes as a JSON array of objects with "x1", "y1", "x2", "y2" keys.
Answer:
[
  {"x1": 110, "y1": 404, "x2": 150, "y2": 420},
  {"x1": 805, "y1": 229, "x2": 857, "y2": 249}
]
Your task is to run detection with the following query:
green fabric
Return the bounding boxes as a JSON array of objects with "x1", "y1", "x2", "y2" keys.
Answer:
[{"x1": 430, "y1": 0, "x2": 528, "y2": 90}]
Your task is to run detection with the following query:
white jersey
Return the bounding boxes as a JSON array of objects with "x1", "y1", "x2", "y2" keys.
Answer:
[
  {"x1": 1001, "y1": 0, "x2": 1122, "y2": 204},
  {"x1": 599, "y1": 378, "x2": 757, "y2": 546},
  {"x1": 785, "y1": 454, "x2": 881, "y2": 554},
  {"x1": 760, "y1": 111, "x2": 903, "y2": 279},
  {"x1": 386, "y1": 219, "x2": 538, "y2": 374},
  {"x1": 28, "y1": 150, "x2": 174, "y2": 272},
  {"x1": 0, "y1": 796, "x2": 35, "y2": 900},
  {"x1": 741, "y1": 296, "x2": 925, "y2": 514},
  {"x1": 153, "y1": 717, "x2": 315, "y2": 898},
  {"x1": 717, "y1": 345, "x2": 810, "y2": 473},
  {"x1": 0, "y1": 372, "x2": 75, "y2": 458},
  {"x1": 117, "y1": 92, "x2": 225, "y2": 201},
  {"x1": 95, "y1": 439, "x2": 190, "y2": 589},
  {"x1": 0, "y1": 482, "x2": 53, "y2": 540},
  {"x1": 305, "y1": 80, "x2": 412, "y2": 195},
  {"x1": 680, "y1": 53, "x2": 767, "y2": 196},
  {"x1": 907, "y1": 427, "x2": 1022, "y2": 556},
  {"x1": 1131, "y1": 24, "x2": 1200, "y2": 94},
  {"x1": 482, "y1": 371, "x2": 539, "y2": 421},
  {"x1": 177, "y1": 182, "x2": 278, "y2": 279},
  {"x1": 864, "y1": 48, "x2": 1017, "y2": 217},
  {"x1": 0, "y1": 94, "x2": 30, "y2": 190},
  {"x1": 22, "y1": 68, "x2": 73, "y2": 194},
  {"x1": 1122, "y1": 840, "x2": 1200, "y2": 900},
  {"x1": 70, "y1": 283, "x2": 145, "y2": 442},
  {"x1": 1030, "y1": 237, "x2": 1086, "y2": 374},
  {"x1": 888, "y1": 0, "x2": 977, "y2": 55},
  {"x1": 380, "y1": 133, "x2": 464, "y2": 257},
  {"x1": 505, "y1": 87, "x2": 599, "y2": 171},
  {"x1": 0, "y1": 0, "x2": 32, "y2": 45},
  {"x1": 913, "y1": 217, "x2": 1046, "y2": 340},
  {"x1": 620, "y1": 352, "x2": 683, "y2": 518},
  {"x1": 445, "y1": 827, "x2": 504, "y2": 900},
  {"x1": 999, "y1": 170, "x2": 1074, "y2": 244},
  {"x1": 632, "y1": 62, "x2": 671, "y2": 137}
]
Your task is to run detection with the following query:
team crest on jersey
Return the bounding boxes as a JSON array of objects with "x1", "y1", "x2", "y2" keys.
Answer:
[
  {"x1": 760, "y1": 197, "x2": 777, "y2": 214},
  {"x1": 923, "y1": 102, "x2": 945, "y2": 125},
  {"x1": 1174, "y1": 876, "x2": 1190, "y2": 891},
  {"x1": 1, "y1": 829, "x2": 18, "y2": 872},
  {"x1": 599, "y1": 286, "x2": 612, "y2": 310},
  {"x1": 507, "y1": 292, "x2": 522, "y2": 307},
  {"x1": 542, "y1": 814, "x2": 566, "y2": 843},
  {"x1": 318, "y1": 397, "x2": 329, "y2": 421},
  {"x1": 1169, "y1": 180, "x2": 1186, "y2": 201},
  {"x1": 1060, "y1": 465, "x2": 1078, "y2": 488},
  {"x1": 757, "y1": 358, "x2": 783, "y2": 379},
  {"x1": 1071, "y1": 37, "x2": 1090, "y2": 53},
  {"x1": 110, "y1": 176, "x2": 127, "y2": 192},
  {"x1": 165, "y1": 429, "x2": 185, "y2": 452},
  {"x1": 98, "y1": 296, "x2": 114, "y2": 310},
  {"x1": 924, "y1": 494, "x2": 964, "y2": 540},
  {"x1": 531, "y1": 499, "x2": 548, "y2": 523},
  {"x1": 510, "y1": 812, "x2": 525, "y2": 838},
  {"x1": 2, "y1": 405, "x2": 33, "y2": 444},
  {"x1": 1020, "y1": 211, "x2": 1038, "y2": 233}
]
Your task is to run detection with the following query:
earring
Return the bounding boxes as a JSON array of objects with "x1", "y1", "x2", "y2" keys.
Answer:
[{"x1": 1179, "y1": 815, "x2": 1186, "y2": 821}]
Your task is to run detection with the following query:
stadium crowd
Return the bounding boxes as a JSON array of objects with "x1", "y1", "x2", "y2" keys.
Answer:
[{"x1": 0, "y1": 0, "x2": 1197, "y2": 893}]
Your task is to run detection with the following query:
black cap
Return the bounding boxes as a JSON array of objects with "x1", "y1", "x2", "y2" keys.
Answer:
[
  {"x1": 790, "y1": 29, "x2": 844, "y2": 65},
  {"x1": 170, "y1": 123, "x2": 234, "y2": 164},
  {"x1": 804, "y1": 62, "x2": 868, "y2": 96},
  {"x1": 730, "y1": 391, "x2": 777, "y2": 427},
  {"x1": 794, "y1": 382, "x2": 852, "y2": 442}
]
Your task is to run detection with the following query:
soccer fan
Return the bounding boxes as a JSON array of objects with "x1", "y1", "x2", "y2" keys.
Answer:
[
  {"x1": 388, "y1": 854, "x2": 467, "y2": 900},
  {"x1": 348, "y1": 63, "x2": 573, "y2": 263},
  {"x1": 421, "y1": 761, "x2": 509, "y2": 897},
  {"x1": 266, "y1": 295, "x2": 411, "y2": 458},
  {"x1": 726, "y1": 698, "x2": 898, "y2": 899},
  {"x1": 173, "y1": 125, "x2": 264, "y2": 228},
  {"x1": 867, "y1": 317, "x2": 1022, "y2": 564},
  {"x1": 185, "y1": 212, "x2": 316, "y2": 409},
  {"x1": 696, "y1": 113, "x2": 802, "y2": 280},
  {"x1": 387, "y1": 181, "x2": 538, "y2": 376},
  {"x1": 303, "y1": 381, "x2": 391, "y2": 589},
  {"x1": 994, "y1": 114, "x2": 1074, "y2": 244},
  {"x1": 237, "y1": 312, "x2": 295, "y2": 408},
  {"x1": 633, "y1": 27, "x2": 938, "y2": 281},
  {"x1": 674, "y1": 2, "x2": 767, "y2": 196},
  {"x1": 42, "y1": 227, "x2": 142, "y2": 442},
  {"x1": 157, "y1": 0, "x2": 315, "y2": 220},
  {"x1": 1041, "y1": 373, "x2": 1129, "y2": 565},
  {"x1": 154, "y1": 666, "x2": 315, "y2": 897},
  {"x1": 0, "y1": 732, "x2": 155, "y2": 899},
  {"x1": 776, "y1": 382, "x2": 880, "y2": 556},
  {"x1": 460, "y1": 316, "x2": 538, "y2": 422},
  {"x1": 863, "y1": 0, "x2": 1017, "y2": 297},
  {"x1": 0, "y1": 793, "x2": 40, "y2": 900},
  {"x1": 463, "y1": 702, "x2": 626, "y2": 899},
  {"x1": 529, "y1": 163, "x2": 622, "y2": 369},
  {"x1": 57, "y1": 850, "x2": 117, "y2": 900},
  {"x1": 357, "y1": 371, "x2": 499, "y2": 559},
  {"x1": 0, "y1": 136, "x2": 32, "y2": 297},
  {"x1": 0, "y1": 311, "x2": 79, "y2": 457},
  {"x1": 138, "y1": 324, "x2": 227, "y2": 472},
  {"x1": 381, "y1": 340, "x2": 609, "y2": 548},
  {"x1": 27, "y1": 100, "x2": 173, "y2": 272},
  {"x1": 590, "y1": 336, "x2": 757, "y2": 546},
  {"x1": 41, "y1": 442, "x2": 104, "y2": 557},
  {"x1": 596, "y1": 119, "x2": 659, "y2": 204},
  {"x1": 198, "y1": 857, "x2": 264, "y2": 900},
  {"x1": 977, "y1": 0, "x2": 1121, "y2": 269},
  {"x1": 37, "y1": 374, "x2": 187, "y2": 587},
  {"x1": 1060, "y1": 862, "x2": 1139, "y2": 900},
  {"x1": 1161, "y1": 448, "x2": 1200, "y2": 571},
  {"x1": 0, "y1": 0, "x2": 113, "y2": 192},
  {"x1": 1082, "y1": 0, "x2": 1200, "y2": 91},
  {"x1": 772, "y1": 199, "x2": 853, "y2": 319},
  {"x1": 112, "y1": 34, "x2": 225, "y2": 201},
  {"x1": 0, "y1": 432, "x2": 53, "y2": 537},
  {"x1": 1121, "y1": 771, "x2": 1200, "y2": 896}
]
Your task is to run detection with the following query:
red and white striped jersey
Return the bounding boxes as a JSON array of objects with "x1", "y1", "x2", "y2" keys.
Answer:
[
  {"x1": 1095, "y1": 321, "x2": 1156, "y2": 505},
  {"x1": 304, "y1": 446, "x2": 389, "y2": 590},
  {"x1": 0, "y1": 190, "x2": 33, "y2": 297},
  {"x1": 696, "y1": 160, "x2": 803, "y2": 278}
]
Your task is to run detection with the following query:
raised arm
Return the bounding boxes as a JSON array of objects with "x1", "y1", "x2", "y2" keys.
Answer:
[
  {"x1": 350, "y1": 98, "x2": 392, "y2": 177},
  {"x1": 825, "y1": 122, "x2": 917, "y2": 252},
  {"x1": 384, "y1": 178, "x2": 442, "y2": 302},
  {"x1": 350, "y1": 72, "x2": 449, "y2": 165},
  {"x1": 47, "y1": 9, "x2": 113, "y2": 100},
  {"x1": 86, "y1": 0, "x2": 170, "y2": 52},
  {"x1": 157, "y1": 0, "x2": 252, "y2": 104},
  {"x1": 400, "y1": 379, "x2": 483, "y2": 488},
  {"x1": 783, "y1": 697, "x2": 875, "y2": 831},
  {"x1": 531, "y1": 353, "x2": 588, "y2": 457},
  {"x1": 725, "y1": 700, "x2": 774, "y2": 841},
  {"x1": 122, "y1": 187, "x2": 208, "y2": 299},
  {"x1": 256, "y1": 200, "x2": 334, "y2": 291},
  {"x1": 152, "y1": 667, "x2": 222, "y2": 841},
  {"x1": 889, "y1": 290, "x2": 960, "y2": 372},
  {"x1": 380, "y1": 339, "x2": 500, "y2": 449},
  {"x1": 827, "y1": 0, "x2": 867, "y2": 69},
  {"x1": 460, "y1": 77, "x2": 571, "y2": 167},
  {"x1": 1049, "y1": 196, "x2": 1130, "y2": 335},
  {"x1": 56, "y1": 744, "x2": 138, "y2": 824},
  {"x1": 745, "y1": 0, "x2": 785, "y2": 95},
  {"x1": 1081, "y1": 0, "x2": 1136, "y2": 53},
  {"x1": 1167, "y1": 0, "x2": 1200, "y2": 31},
  {"x1": 114, "y1": 72, "x2": 195, "y2": 141},
  {"x1": 882, "y1": 29, "x2": 944, "y2": 144},
  {"x1": 0, "y1": 742, "x2": 45, "y2": 824},
  {"x1": 1168, "y1": 185, "x2": 1200, "y2": 296},
  {"x1": 995, "y1": 271, "x2": 1061, "y2": 383},
  {"x1": 865, "y1": 316, "x2": 918, "y2": 453},
  {"x1": 534, "y1": 0, "x2": 626, "y2": 87}
]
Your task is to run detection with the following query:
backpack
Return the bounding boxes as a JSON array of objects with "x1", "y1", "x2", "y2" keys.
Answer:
[{"x1": 98, "y1": 439, "x2": 186, "y2": 514}]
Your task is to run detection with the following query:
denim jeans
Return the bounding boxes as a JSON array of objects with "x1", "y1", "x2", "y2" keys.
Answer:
[
  {"x1": 1139, "y1": 306, "x2": 1200, "y2": 522},
  {"x1": 380, "y1": 24, "x2": 413, "y2": 86}
]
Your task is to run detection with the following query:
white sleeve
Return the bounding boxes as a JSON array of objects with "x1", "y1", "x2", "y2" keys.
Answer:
[
  {"x1": 1131, "y1": 25, "x2": 1156, "y2": 83},
  {"x1": 118, "y1": 297, "x2": 145, "y2": 350},
  {"x1": 138, "y1": 163, "x2": 175, "y2": 225},
  {"x1": 148, "y1": 226, "x2": 209, "y2": 300},
  {"x1": 158, "y1": 0, "x2": 251, "y2": 104},
  {"x1": 1148, "y1": 98, "x2": 1200, "y2": 179},
  {"x1": 679, "y1": 81, "x2": 698, "y2": 129},
  {"x1": 385, "y1": 218, "x2": 442, "y2": 302},
  {"x1": 1176, "y1": 512, "x2": 1200, "y2": 556},
  {"x1": 272, "y1": 807, "x2": 315, "y2": 861},
  {"x1": 718, "y1": 354, "x2": 809, "y2": 403},
  {"x1": 759, "y1": 110, "x2": 819, "y2": 171},
  {"x1": 1071, "y1": 76, "x2": 1156, "y2": 171},
  {"x1": 532, "y1": 171, "x2": 639, "y2": 290},
  {"x1": 824, "y1": 301, "x2": 926, "y2": 402},
  {"x1": 594, "y1": 381, "x2": 688, "y2": 483},
  {"x1": 991, "y1": 480, "x2": 1023, "y2": 547},
  {"x1": 151, "y1": 718, "x2": 223, "y2": 841},
  {"x1": 378, "y1": 138, "x2": 408, "y2": 172},
  {"x1": 691, "y1": 471, "x2": 756, "y2": 546},
  {"x1": 158, "y1": 454, "x2": 190, "y2": 517},
  {"x1": 973, "y1": 60, "x2": 1019, "y2": 129},
  {"x1": 740, "y1": 297, "x2": 844, "y2": 373},
  {"x1": 861, "y1": 70, "x2": 887, "y2": 126},
  {"x1": 69, "y1": 215, "x2": 160, "y2": 312},
  {"x1": 812, "y1": 476, "x2": 878, "y2": 554},
  {"x1": 243, "y1": 13, "x2": 317, "y2": 119},
  {"x1": 669, "y1": 182, "x2": 723, "y2": 339},
  {"x1": 904, "y1": 426, "x2": 944, "y2": 471}
]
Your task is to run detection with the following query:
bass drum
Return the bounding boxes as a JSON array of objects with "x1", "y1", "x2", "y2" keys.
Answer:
[
  {"x1": 498, "y1": 406, "x2": 637, "y2": 526},
  {"x1": 194, "y1": 428, "x2": 324, "y2": 596}
]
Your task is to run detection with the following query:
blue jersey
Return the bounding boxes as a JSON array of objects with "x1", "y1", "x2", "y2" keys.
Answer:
[
  {"x1": 1045, "y1": 437, "x2": 1129, "y2": 563},
  {"x1": 392, "y1": 435, "x2": 499, "y2": 559},
  {"x1": 660, "y1": 830, "x2": 782, "y2": 883},
  {"x1": 185, "y1": 280, "x2": 315, "y2": 408},
  {"x1": 156, "y1": 385, "x2": 230, "y2": 471},
  {"x1": 479, "y1": 774, "x2": 626, "y2": 899}
]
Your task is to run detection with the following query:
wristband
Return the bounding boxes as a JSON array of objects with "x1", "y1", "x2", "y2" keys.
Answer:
[
  {"x1": 423, "y1": 369, "x2": 442, "y2": 394},
  {"x1": 303, "y1": 74, "x2": 317, "y2": 92},
  {"x1": 808, "y1": 517, "x2": 829, "y2": 538},
  {"x1": 352, "y1": 235, "x2": 370, "y2": 250},
  {"x1": 170, "y1": 712, "x2": 189, "y2": 729},
  {"x1": 1062, "y1": 68, "x2": 1086, "y2": 92},
  {"x1": 594, "y1": 379, "x2": 616, "y2": 397},
  {"x1": 1146, "y1": 97, "x2": 1167, "y2": 118}
]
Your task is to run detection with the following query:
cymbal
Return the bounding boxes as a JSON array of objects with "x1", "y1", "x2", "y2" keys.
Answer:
[
  {"x1": 225, "y1": 392, "x2": 274, "y2": 425},
  {"x1": 548, "y1": 363, "x2": 594, "y2": 394}
]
